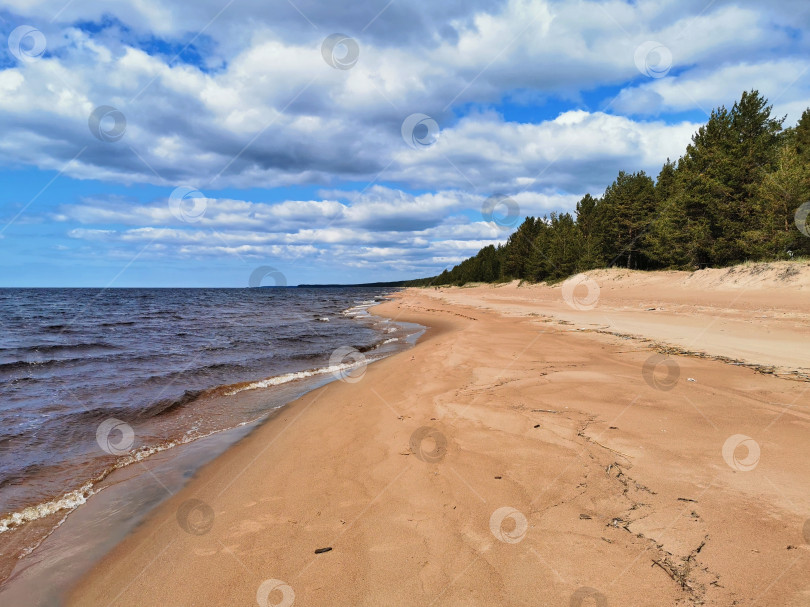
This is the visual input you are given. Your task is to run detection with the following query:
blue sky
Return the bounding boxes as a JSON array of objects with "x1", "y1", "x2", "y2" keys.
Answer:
[{"x1": 0, "y1": 0, "x2": 808, "y2": 287}]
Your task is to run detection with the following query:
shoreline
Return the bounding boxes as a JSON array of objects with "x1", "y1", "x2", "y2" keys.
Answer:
[
  {"x1": 60, "y1": 277, "x2": 810, "y2": 606},
  {"x1": 0, "y1": 299, "x2": 422, "y2": 603}
]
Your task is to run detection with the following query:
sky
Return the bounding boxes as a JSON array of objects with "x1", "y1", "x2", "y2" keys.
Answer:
[{"x1": 0, "y1": 0, "x2": 808, "y2": 287}]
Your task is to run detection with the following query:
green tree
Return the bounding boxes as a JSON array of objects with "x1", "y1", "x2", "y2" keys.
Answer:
[
  {"x1": 595, "y1": 170, "x2": 657, "y2": 268},
  {"x1": 546, "y1": 212, "x2": 582, "y2": 278},
  {"x1": 575, "y1": 193, "x2": 602, "y2": 269},
  {"x1": 712, "y1": 90, "x2": 785, "y2": 261},
  {"x1": 794, "y1": 109, "x2": 810, "y2": 163},
  {"x1": 412, "y1": 93, "x2": 809, "y2": 287},
  {"x1": 647, "y1": 160, "x2": 693, "y2": 268},
  {"x1": 758, "y1": 142, "x2": 810, "y2": 258},
  {"x1": 525, "y1": 218, "x2": 552, "y2": 281},
  {"x1": 502, "y1": 217, "x2": 540, "y2": 279}
]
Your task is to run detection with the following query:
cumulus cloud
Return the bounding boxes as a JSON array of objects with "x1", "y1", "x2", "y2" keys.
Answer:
[
  {"x1": 1, "y1": 0, "x2": 808, "y2": 282},
  {"x1": 614, "y1": 59, "x2": 810, "y2": 121},
  {"x1": 0, "y1": 0, "x2": 802, "y2": 191},
  {"x1": 52, "y1": 186, "x2": 530, "y2": 277}
]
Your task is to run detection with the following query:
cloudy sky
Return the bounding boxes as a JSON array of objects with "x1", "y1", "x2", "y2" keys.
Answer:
[{"x1": 1, "y1": 0, "x2": 808, "y2": 286}]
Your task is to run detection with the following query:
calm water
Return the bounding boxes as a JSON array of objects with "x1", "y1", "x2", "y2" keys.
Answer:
[{"x1": 0, "y1": 287, "x2": 414, "y2": 531}]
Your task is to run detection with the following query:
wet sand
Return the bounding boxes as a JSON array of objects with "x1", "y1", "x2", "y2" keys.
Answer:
[{"x1": 67, "y1": 265, "x2": 810, "y2": 606}]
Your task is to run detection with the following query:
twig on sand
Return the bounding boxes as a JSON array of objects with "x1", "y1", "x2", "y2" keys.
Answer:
[
  {"x1": 652, "y1": 559, "x2": 678, "y2": 581},
  {"x1": 579, "y1": 433, "x2": 632, "y2": 459}
]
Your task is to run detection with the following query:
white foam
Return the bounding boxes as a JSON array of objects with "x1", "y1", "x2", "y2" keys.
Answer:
[
  {"x1": 0, "y1": 308, "x2": 412, "y2": 540},
  {"x1": 225, "y1": 359, "x2": 369, "y2": 395},
  {"x1": 0, "y1": 481, "x2": 95, "y2": 534},
  {"x1": 342, "y1": 306, "x2": 370, "y2": 317},
  {"x1": 0, "y1": 426, "x2": 231, "y2": 535},
  {"x1": 342, "y1": 300, "x2": 378, "y2": 317}
]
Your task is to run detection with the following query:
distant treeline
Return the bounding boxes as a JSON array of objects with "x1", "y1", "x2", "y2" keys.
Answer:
[
  {"x1": 407, "y1": 91, "x2": 810, "y2": 287},
  {"x1": 293, "y1": 281, "x2": 408, "y2": 288}
]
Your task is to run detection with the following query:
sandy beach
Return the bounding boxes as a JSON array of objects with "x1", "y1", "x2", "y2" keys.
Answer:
[{"x1": 66, "y1": 264, "x2": 810, "y2": 606}]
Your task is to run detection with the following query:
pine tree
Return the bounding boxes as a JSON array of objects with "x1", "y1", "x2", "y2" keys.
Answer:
[
  {"x1": 595, "y1": 171, "x2": 657, "y2": 268},
  {"x1": 575, "y1": 193, "x2": 602, "y2": 269},
  {"x1": 546, "y1": 212, "x2": 582, "y2": 278},
  {"x1": 711, "y1": 90, "x2": 785, "y2": 262},
  {"x1": 676, "y1": 104, "x2": 734, "y2": 267},
  {"x1": 794, "y1": 109, "x2": 810, "y2": 163},
  {"x1": 759, "y1": 142, "x2": 810, "y2": 258},
  {"x1": 478, "y1": 245, "x2": 501, "y2": 282},
  {"x1": 647, "y1": 160, "x2": 693, "y2": 268},
  {"x1": 525, "y1": 217, "x2": 552, "y2": 281},
  {"x1": 502, "y1": 218, "x2": 539, "y2": 279},
  {"x1": 418, "y1": 94, "x2": 810, "y2": 286}
]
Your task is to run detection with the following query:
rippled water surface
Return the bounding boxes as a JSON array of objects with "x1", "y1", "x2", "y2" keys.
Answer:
[{"x1": 0, "y1": 287, "x2": 411, "y2": 521}]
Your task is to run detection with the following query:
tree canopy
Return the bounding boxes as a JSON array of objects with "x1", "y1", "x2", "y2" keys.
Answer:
[{"x1": 409, "y1": 90, "x2": 810, "y2": 287}]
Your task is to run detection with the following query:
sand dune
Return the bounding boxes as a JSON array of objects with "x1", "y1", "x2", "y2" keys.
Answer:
[{"x1": 67, "y1": 264, "x2": 810, "y2": 606}]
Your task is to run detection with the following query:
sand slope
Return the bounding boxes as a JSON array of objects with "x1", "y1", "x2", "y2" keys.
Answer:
[
  {"x1": 67, "y1": 264, "x2": 810, "y2": 606},
  {"x1": 432, "y1": 261, "x2": 810, "y2": 377}
]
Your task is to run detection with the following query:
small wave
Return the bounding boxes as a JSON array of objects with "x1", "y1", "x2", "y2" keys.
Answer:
[
  {"x1": 0, "y1": 481, "x2": 95, "y2": 534},
  {"x1": 4, "y1": 342, "x2": 118, "y2": 354},
  {"x1": 134, "y1": 359, "x2": 272, "y2": 388},
  {"x1": 0, "y1": 360, "x2": 48, "y2": 372},
  {"x1": 0, "y1": 348, "x2": 197, "y2": 375},
  {"x1": 382, "y1": 338, "x2": 398, "y2": 345},
  {"x1": 0, "y1": 424, "x2": 241, "y2": 535},
  {"x1": 137, "y1": 389, "x2": 204, "y2": 418},
  {"x1": 276, "y1": 334, "x2": 321, "y2": 343},
  {"x1": 225, "y1": 358, "x2": 372, "y2": 396},
  {"x1": 316, "y1": 317, "x2": 329, "y2": 322},
  {"x1": 343, "y1": 307, "x2": 370, "y2": 317},
  {"x1": 342, "y1": 300, "x2": 380, "y2": 317}
]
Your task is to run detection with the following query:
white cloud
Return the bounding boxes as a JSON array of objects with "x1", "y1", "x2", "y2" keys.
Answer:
[
  {"x1": 391, "y1": 110, "x2": 700, "y2": 191},
  {"x1": 0, "y1": 0, "x2": 803, "y2": 193},
  {"x1": 2, "y1": 0, "x2": 809, "y2": 281},
  {"x1": 56, "y1": 187, "x2": 519, "y2": 273},
  {"x1": 614, "y1": 59, "x2": 810, "y2": 122}
]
